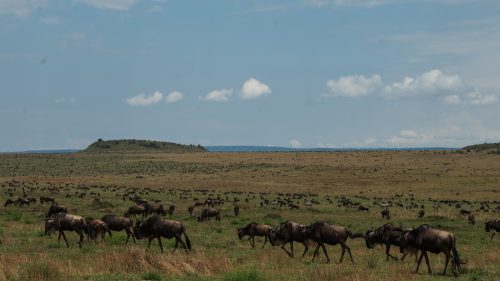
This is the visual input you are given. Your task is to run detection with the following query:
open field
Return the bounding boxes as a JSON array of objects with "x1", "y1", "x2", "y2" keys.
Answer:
[{"x1": 0, "y1": 150, "x2": 499, "y2": 281}]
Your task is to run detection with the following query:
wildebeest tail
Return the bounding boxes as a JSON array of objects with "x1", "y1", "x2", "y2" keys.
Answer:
[
  {"x1": 184, "y1": 232, "x2": 192, "y2": 250},
  {"x1": 347, "y1": 229, "x2": 365, "y2": 239},
  {"x1": 451, "y1": 236, "x2": 465, "y2": 273}
]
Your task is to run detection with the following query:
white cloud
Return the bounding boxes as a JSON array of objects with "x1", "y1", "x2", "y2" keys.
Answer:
[
  {"x1": 465, "y1": 91, "x2": 497, "y2": 105},
  {"x1": 240, "y1": 78, "x2": 271, "y2": 99},
  {"x1": 383, "y1": 69, "x2": 464, "y2": 98},
  {"x1": 125, "y1": 91, "x2": 163, "y2": 106},
  {"x1": 0, "y1": 0, "x2": 45, "y2": 17},
  {"x1": 165, "y1": 91, "x2": 184, "y2": 103},
  {"x1": 443, "y1": 95, "x2": 461, "y2": 105},
  {"x1": 325, "y1": 74, "x2": 382, "y2": 97},
  {"x1": 203, "y1": 89, "x2": 233, "y2": 102},
  {"x1": 81, "y1": 0, "x2": 138, "y2": 11},
  {"x1": 41, "y1": 17, "x2": 63, "y2": 25},
  {"x1": 289, "y1": 139, "x2": 302, "y2": 148}
]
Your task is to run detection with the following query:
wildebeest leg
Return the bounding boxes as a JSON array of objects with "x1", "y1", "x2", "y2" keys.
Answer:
[
  {"x1": 400, "y1": 253, "x2": 407, "y2": 261},
  {"x1": 262, "y1": 235, "x2": 268, "y2": 248},
  {"x1": 60, "y1": 230, "x2": 70, "y2": 248},
  {"x1": 346, "y1": 244, "x2": 355, "y2": 263},
  {"x1": 289, "y1": 241, "x2": 294, "y2": 257},
  {"x1": 280, "y1": 242, "x2": 293, "y2": 257},
  {"x1": 385, "y1": 244, "x2": 397, "y2": 260},
  {"x1": 415, "y1": 251, "x2": 424, "y2": 273},
  {"x1": 339, "y1": 244, "x2": 346, "y2": 263},
  {"x1": 491, "y1": 232, "x2": 496, "y2": 241},
  {"x1": 321, "y1": 244, "x2": 330, "y2": 263},
  {"x1": 301, "y1": 242, "x2": 308, "y2": 257},
  {"x1": 57, "y1": 232, "x2": 62, "y2": 243},
  {"x1": 423, "y1": 251, "x2": 432, "y2": 274},
  {"x1": 175, "y1": 234, "x2": 188, "y2": 253},
  {"x1": 147, "y1": 237, "x2": 154, "y2": 248},
  {"x1": 312, "y1": 243, "x2": 321, "y2": 262},
  {"x1": 249, "y1": 236, "x2": 255, "y2": 248},
  {"x1": 157, "y1": 237, "x2": 163, "y2": 253},
  {"x1": 78, "y1": 230, "x2": 84, "y2": 248},
  {"x1": 443, "y1": 251, "x2": 450, "y2": 275}
]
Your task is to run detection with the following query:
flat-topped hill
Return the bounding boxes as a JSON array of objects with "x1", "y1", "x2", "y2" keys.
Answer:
[
  {"x1": 463, "y1": 142, "x2": 500, "y2": 153},
  {"x1": 83, "y1": 139, "x2": 207, "y2": 153}
]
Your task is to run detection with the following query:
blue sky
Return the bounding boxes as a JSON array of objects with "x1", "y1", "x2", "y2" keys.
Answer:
[{"x1": 1, "y1": 0, "x2": 500, "y2": 151}]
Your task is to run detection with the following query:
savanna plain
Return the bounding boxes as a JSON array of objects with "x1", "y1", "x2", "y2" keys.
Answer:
[{"x1": 0, "y1": 150, "x2": 499, "y2": 281}]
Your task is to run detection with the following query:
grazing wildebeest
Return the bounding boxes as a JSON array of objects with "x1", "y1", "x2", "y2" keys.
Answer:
[
  {"x1": 85, "y1": 218, "x2": 109, "y2": 242},
  {"x1": 151, "y1": 204, "x2": 167, "y2": 216},
  {"x1": 27, "y1": 197, "x2": 37, "y2": 204},
  {"x1": 358, "y1": 205, "x2": 369, "y2": 212},
  {"x1": 233, "y1": 205, "x2": 240, "y2": 216},
  {"x1": 40, "y1": 196, "x2": 55, "y2": 204},
  {"x1": 125, "y1": 204, "x2": 148, "y2": 219},
  {"x1": 460, "y1": 209, "x2": 471, "y2": 216},
  {"x1": 197, "y1": 208, "x2": 220, "y2": 222},
  {"x1": 381, "y1": 209, "x2": 391, "y2": 220},
  {"x1": 101, "y1": 214, "x2": 136, "y2": 244},
  {"x1": 418, "y1": 210, "x2": 425, "y2": 218},
  {"x1": 47, "y1": 203, "x2": 68, "y2": 218},
  {"x1": 15, "y1": 197, "x2": 30, "y2": 206},
  {"x1": 269, "y1": 221, "x2": 310, "y2": 257},
  {"x1": 364, "y1": 224, "x2": 417, "y2": 261},
  {"x1": 468, "y1": 214, "x2": 475, "y2": 225},
  {"x1": 4, "y1": 198, "x2": 14, "y2": 207},
  {"x1": 399, "y1": 224, "x2": 464, "y2": 276},
  {"x1": 188, "y1": 205, "x2": 194, "y2": 216},
  {"x1": 485, "y1": 219, "x2": 500, "y2": 240},
  {"x1": 237, "y1": 222, "x2": 273, "y2": 248},
  {"x1": 45, "y1": 212, "x2": 86, "y2": 248},
  {"x1": 167, "y1": 204, "x2": 175, "y2": 215},
  {"x1": 133, "y1": 215, "x2": 191, "y2": 253},
  {"x1": 305, "y1": 221, "x2": 363, "y2": 263}
]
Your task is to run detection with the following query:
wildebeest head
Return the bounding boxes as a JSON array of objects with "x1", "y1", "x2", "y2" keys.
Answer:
[
  {"x1": 237, "y1": 227, "x2": 244, "y2": 240},
  {"x1": 45, "y1": 218, "x2": 56, "y2": 235},
  {"x1": 133, "y1": 220, "x2": 146, "y2": 239},
  {"x1": 485, "y1": 221, "x2": 494, "y2": 232},
  {"x1": 364, "y1": 230, "x2": 377, "y2": 249}
]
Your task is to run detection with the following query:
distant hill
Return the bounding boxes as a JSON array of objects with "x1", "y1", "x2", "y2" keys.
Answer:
[
  {"x1": 83, "y1": 139, "x2": 207, "y2": 153},
  {"x1": 463, "y1": 142, "x2": 500, "y2": 153}
]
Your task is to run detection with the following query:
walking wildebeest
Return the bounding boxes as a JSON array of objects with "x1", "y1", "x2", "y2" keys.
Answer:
[
  {"x1": 364, "y1": 223, "x2": 417, "y2": 261},
  {"x1": 269, "y1": 221, "x2": 310, "y2": 257},
  {"x1": 233, "y1": 205, "x2": 240, "y2": 216},
  {"x1": 15, "y1": 197, "x2": 30, "y2": 206},
  {"x1": 468, "y1": 214, "x2": 475, "y2": 225},
  {"x1": 399, "y1": 224, "x2": 464, "y2": 276},
  {"x1": 381, "y1": 209, "x2": 391, "y2": 220},
  {"x1": 237, "y1": 222, "x2": 273, "y2": 248},
  {"x1": 47, "y1": 203, "x2": 68, "y2": 218},
  {"x1": 305, "y1": 221, "x2": 363, "y2": 263},
  {"x1": 125, "y1": 204, "x2": 148, "y2": 219},
  {"x1": 151, "y1": 204, "x2": 167, "y2": 216},
  {"x1": 188, "y1": 205, "x2": 195, "y2": 216},
  {"x1": 485, "y1": 219, "x2": 499, "y2": 240},
  {"x1": 85, "y1": 218, "x2": 109, "y2": 242},
  {"x1": 45, "y1": 212, "x2": 86, "y2": 248},
  {"x1": 197, "y1": 208, "x2": 220, "y2": 222},
  {"x1": 418, "y1": 210, "x2": 425, "y2": 218},
  {"x1": 167, "y1": 204, "x2": 175, "y2": 215},
  {"x1": 133, "y1": 216, "x2": 191, "y2": 253},
  {"x1": 101, "y1": 214, "x2": 136, "y2": 244},
  {"x1": 40, "y1": 196, "x2": 55, "y2": 204},
  {"x1": 4, "y1": 198, "x2": 14, "y2": 207}
]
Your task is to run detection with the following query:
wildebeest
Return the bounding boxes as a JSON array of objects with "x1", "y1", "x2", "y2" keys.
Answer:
[
  {"x1": 485, "y1": 219, "x2": 499, "y2": 240},
  {"x1": 233, "y1": 205, "x2": 240, "y2": 216},
  {"x1": 4, "y1": 198, "x2": 14, "y2": 207},
  {"x1": 399, "y1": 224, "x2": 464, "y2": 276},
  {"x1": 237, "y1": 222, "x2": 273, "y2": 248},
  {"x1": 468, "y1": 214, "x2": 475, "y2": 225},
  {"x1": 40, "y1": 196, "x2": 55, "y2": 204},
  {"x1": 85, "y1": 218, "x2": 109, "y2": 242},
  {"x1": 101, "y1": 214, "x2": 136, "y2": 244},
  {"x1": 358, "y1": 205, "x2": 369, "y2": 212},
  {"x1": 187, "y1": 205, "x2": 195, "y2": 216},
  {"x1": 197, "y1": 208, "x2": 220, "y2": 222},
  {"x1": 151, "y1": 204, "x2": 167, "y2": 216},
  {"x1": 15, "y1": 197, "x2": 30, "y2": 206},
  {"x1": 269, "y1": 221, "x2": 310, "y2": 257},
  {"x1": 133, "y1": 215, "x2": 191, "y2": 253},
  {"x1": 47, "y1": 203, "x2": 68, "y2": 218},
  {"x1": 364, "y1": 223, "x2": 417, "y2": 261},
  {"x1": 305, "y1": 221, "x2": 363, "y2": 263},
  {"x1": 381, "y1": 209, "x2": 391, "y2": 220},
  {"x1": 418, "y1": 210, "x2": 425, "y2": 218},
  {"x1": 45, "y1": 212, "x2": 86, "y2": 248},
  {"x1": 125, "y1": 204, "x2": 148, "y2": 219},
  {"x1": 167, "y1": 204, "x2": 175, "y2": 215}
]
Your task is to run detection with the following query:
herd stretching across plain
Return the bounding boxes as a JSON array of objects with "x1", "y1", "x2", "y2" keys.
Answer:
[{"x1": 2, "y1": 179, "x2": 500, "y2": 278}]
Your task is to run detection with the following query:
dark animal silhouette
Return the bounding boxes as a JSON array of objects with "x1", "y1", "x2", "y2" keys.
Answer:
[
  {"x1": 485, "y1": 219, "x2": 499, "y2": 240},
  {"x1": 197, "y1": 208, "x2": 220, "y2": 222},
  {"x1": 237, "y1": 222, "x2": 273, "y2": 248},
  {"x1": 47, "y1": 203, "x2": 68, "y2": 218},
  {"x1": 4, "y1": 198, "x2": 14, "y2": 207},
  {"x1": 364, "y1": 224, "x2": 417, "y2": 261},
  {"x1": 381, "y1": 209, "x2": 391, "y2": 220},
  {"x1": 101, "y1": 214, "x2": 136, "y2": 244},
  {"x1": 399, "y1": 224, "x2": 464, "y2": 276},
  {"x1": 85, "y1": 218, "x2": 109, "y2": 242},
  {"x1": 45, "y1": 213, "x2": 86, "y2": 248},
  {"x1": 233, "y1": 205, "x2": 240, "y2": 216},
  {"x1": 269, "y1": 221, "x2": 310, "y2": 257},
  {"x1": 133, "y1": 215, "x2": 191, "y2": 253}
]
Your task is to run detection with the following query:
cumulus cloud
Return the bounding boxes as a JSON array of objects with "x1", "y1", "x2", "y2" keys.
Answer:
[
  {"x1": 81, "y1": 0, "x2": 138, "y2": 11},
  {"x1": 383, "y1": 69, "x2": 464, "y2": 98},
  {"x1": 125, "y1": 91, "x2": 163, "y2": 106},
  {"x1": 289, "y1": 139, "x2": 302, "y2": 148},
  {"x1": 325, "y1": 74, "x2": 382, "y2": 97},
  {"x1": 240, "y1": 78, "x2": 271, "y2": 99},
  {"x1": 0, "y1": 0, "x2": 46, "y2": 17},
  {"x1": 465, "y1": 91, "x2": 497, "y2": 105},
  {"x1": 443, "y1": 95, "x2": 462, "y2": 105},
  {"x1": 165, "y1": 91, "x2": 184, "y2": 103},
  {"x1": 202, "y1": 89, "x2": 233, "y2": 102}
]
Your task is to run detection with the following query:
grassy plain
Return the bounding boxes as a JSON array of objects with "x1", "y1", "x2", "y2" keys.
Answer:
[{"x1": 0, "y1": 150, "x2": 499, "y2": 281}]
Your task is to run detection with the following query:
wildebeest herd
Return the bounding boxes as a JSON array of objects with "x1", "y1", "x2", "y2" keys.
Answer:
[{"x1": 2, "y1": 180, "x2": 500, "y2": 278}]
